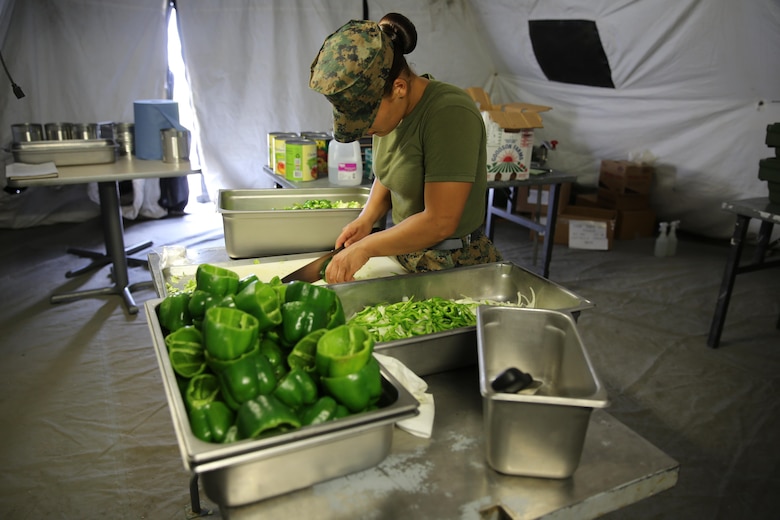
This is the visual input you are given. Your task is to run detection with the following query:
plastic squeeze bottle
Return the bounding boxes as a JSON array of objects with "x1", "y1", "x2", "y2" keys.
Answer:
[
  {"x1": 654, "y1": 222, "x2": 669, "y2": 257},
  {"x1": 666, "y1": 220, "x2": 679, "y2": 256}
]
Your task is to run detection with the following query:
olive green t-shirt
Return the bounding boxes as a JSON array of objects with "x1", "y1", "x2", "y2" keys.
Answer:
[{"x1": 373, "y1": 80, "x2": 487, "y2": 238}]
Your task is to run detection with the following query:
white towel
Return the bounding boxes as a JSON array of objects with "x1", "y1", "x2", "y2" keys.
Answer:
[{"x1": 374, "y1": 354, "x2": 435, "y2": 438}]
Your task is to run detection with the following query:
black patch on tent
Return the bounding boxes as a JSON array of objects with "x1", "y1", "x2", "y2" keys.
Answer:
[{"x1": 529, "y1": 20, "x2": 614, "y2": 88}]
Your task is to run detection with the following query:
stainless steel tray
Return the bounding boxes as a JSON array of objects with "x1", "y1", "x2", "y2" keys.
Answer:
[
  {"x1": 144, "y1": 298, "x2": 419, "y2": 507},
  {"x1": 218, "y1": 188, "x2": 371, "y2": 258},
  {"x1": 332, "y1": 262, "x2": 594, "y2": 376},
  {"x1": 11, "y1": 139, "x2": 118, "y2": 166}
]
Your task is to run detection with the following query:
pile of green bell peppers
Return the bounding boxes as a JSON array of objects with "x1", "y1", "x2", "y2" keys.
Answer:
[{"x1": 156, "y1": 264, "x2": 384, "y2": 444}]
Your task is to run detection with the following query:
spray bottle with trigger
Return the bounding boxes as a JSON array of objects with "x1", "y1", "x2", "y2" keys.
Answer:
[{"x1": 654, "y1": 222, "x2": 669, "y2": 257}]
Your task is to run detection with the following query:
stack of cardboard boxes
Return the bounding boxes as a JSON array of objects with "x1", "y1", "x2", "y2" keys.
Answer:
[{"x1": 563, "y1": 160, "x2": 656, "y2": 248}]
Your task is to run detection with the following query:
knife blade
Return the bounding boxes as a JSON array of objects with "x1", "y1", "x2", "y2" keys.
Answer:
[{"x1": 280, "y1": 247, "x2": 344, "y2": 283}]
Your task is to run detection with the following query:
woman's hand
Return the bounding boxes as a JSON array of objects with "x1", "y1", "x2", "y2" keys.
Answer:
[{"x1": 324, "y1": 242, "x2": 372, "y2": 283}]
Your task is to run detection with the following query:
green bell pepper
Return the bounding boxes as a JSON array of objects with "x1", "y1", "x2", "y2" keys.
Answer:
[
  {"x1": 185, "y1": 373, "x2": 220, "y2": 410},
  {"x1": 206, "y1": 344, "x2": 277, "y2": 410},
  {"x1": 195, "y1": 263, "x2": 240, "y2": 297},
  {"x1": 272, "y1": 367, "x2": 318, "y2": 410},
  {"x1": 285, "y1": 281, "x2": 345, "y2": 328},
  {"x1": 202, "y1": 306, "x2": 259, "y2": 361},
  {"x1": 287, "y1": 328, "x2": 327, "y2": 376},
  {"x1": 258, "y1": 336, "x2": 288, "y2": 380},
  {"x1": 315, "y1": 324, "x2": 374, "y2": 378},
  {"x1": 236, "y1": 394, "x2": 301, "y2": 439},
  {"x1": 185, "y1": 374, "x2": 235, "y2": 443},
  {"x1": 279, "y1": 300, "x2": 330, "y2": 347},
  {"x1": 237, "y1": 274, "x2": 259, "y2": 294},
  {"x1": 234, "y1": 280, "x2": 283, "y2": 332},
  {"x1": 321, "y1": 356, "x2": 383, "y2": 413},
  {"x1": 158, "y1": 292, "x2": 192, "y2": 332},
  {"x1": 300, "y1": 395, "x2": 339, "y2": 426},
  {"x1": 165, "y1": 325, "x2": 207, "y2": 378}
]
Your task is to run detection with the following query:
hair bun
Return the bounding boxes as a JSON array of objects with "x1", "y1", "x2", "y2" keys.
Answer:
[{"x1": 379, "y1": 13, "x2": 417, "y2": 55}]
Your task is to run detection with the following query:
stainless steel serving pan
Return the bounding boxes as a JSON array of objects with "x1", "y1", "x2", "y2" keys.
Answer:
[
  {"x1": 332, "y1": 261, "x2": 594, "y2": 376},
  {"x1": 217, "y1": 188, "x2": 372, "y2": 258},
  {"x1": 144, "y1": 298, "x2": 419, "y2": 507},
  {"x1": 11, "y1": 139, "x2": 118, "y2": 166}
]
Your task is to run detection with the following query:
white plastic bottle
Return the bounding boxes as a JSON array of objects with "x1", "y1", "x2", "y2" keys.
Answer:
[
  {"x1": 654, "y1": 222, "x2": 669, "y2": 257},
  {"x1": 327, "y1": 140, "x2": 363, "y2": 186},
  {"x1": 666, "y1": 220, "x2": 679, "y2": 256}
]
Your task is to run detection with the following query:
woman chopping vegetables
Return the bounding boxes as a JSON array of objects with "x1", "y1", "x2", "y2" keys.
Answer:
[{"x1": 309, "y1": 12, "x2": 503, "y2": 284}]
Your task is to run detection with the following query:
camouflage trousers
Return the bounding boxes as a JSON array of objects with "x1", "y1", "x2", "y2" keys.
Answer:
[{"x1": 395, "y1": 229, "x2": 504, "y2": 273}]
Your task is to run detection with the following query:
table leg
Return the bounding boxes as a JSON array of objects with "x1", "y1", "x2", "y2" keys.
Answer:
[
  {"x1": 485, "y1": 188, "x2": 496, "y2": 240},
  {"x1": 50, "y1": 181, "x2": 147, "y2": 315},
  {"x1": 707, "y1": 214, "x2": 750, "y2": 348},
  {"x1": 539, "y1": 183, "x2": 563, "y2": 279}
]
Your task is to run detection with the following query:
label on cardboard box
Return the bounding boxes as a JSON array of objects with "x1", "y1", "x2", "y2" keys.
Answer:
[
  {"x1": 569, "y1": 220, "x2": 610, "y2": 250},
  {"x1": 485, "y1": 126, "x2": 534, "y2": 181}
]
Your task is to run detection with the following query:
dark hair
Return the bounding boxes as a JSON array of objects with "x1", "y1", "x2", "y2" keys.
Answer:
[{"x1": 378, "y1": 13, "x2": 418, "y2": 95}]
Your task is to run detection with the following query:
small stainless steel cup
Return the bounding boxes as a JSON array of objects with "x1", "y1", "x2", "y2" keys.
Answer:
[
  {"x1": 11, "y1": 123, "x2": 44, "y2": 142},
  {"x1": 73, "y1": 123, "x2": 98, "y2": 140},
  {"x1": 114, "y1": 122, "x2": 134, "y2": 155},
  {"x1": 161, "y1": 128, "x2": 190, "y2": 163},
  {"x1": 45, "y1": 122, "x2": 74, "y2": 140}
]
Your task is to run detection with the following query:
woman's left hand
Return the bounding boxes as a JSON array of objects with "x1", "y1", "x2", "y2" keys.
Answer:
[{"x1": 324, "y1": 244, "x2": 371, "y2": 284}]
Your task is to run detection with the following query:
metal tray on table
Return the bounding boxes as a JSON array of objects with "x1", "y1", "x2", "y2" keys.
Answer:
[
  {"x1": 11, "y1": 139, "x2": 118, "y2": 166},
  {"x1": 332, "y1": 261, "x2": 594, "y2": 376}
]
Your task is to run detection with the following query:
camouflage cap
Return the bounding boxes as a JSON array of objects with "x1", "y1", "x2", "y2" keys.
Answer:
[{"x1": 310, "y1": 19, "x2": 393, "y2": 143}]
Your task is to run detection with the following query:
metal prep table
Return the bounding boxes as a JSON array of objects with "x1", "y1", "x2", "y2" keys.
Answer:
[
  {"x1": 221, "y1": 367, "x2": 678, "y2": 519},
  {"x1": 260, "y1": 166, "x2": 576, "y2": 279},
  {"x1": 148, "y1": 247, "x2": 679, "y2": 519},
  {"x1": 6, "y1": 156, "x2": 195, "y2": 314},
  {"x1": 708, "y1": 197, "x2": 780, "y2": 347}
]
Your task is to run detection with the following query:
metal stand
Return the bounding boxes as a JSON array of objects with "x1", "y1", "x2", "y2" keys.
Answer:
[
  {"x1": 707, "y1": 198, "x2": 780, "y2": 348},
  {"x1": 186, "y1": 474, "x2": 213, "y2": 518},
  {"x1": 64, "y1": 242, "x2": 150, "y2": 278},
  {"x1": 50, "y1": 181, "x2": 152, "y2": 315}
]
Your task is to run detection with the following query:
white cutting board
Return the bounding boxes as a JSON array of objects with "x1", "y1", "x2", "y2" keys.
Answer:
[{"x1": 158, "y1": 252, "x2": 406, "y2": 295}]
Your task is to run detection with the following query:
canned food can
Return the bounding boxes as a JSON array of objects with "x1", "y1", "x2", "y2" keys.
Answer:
[
  {"x1": 268, "y1": 132, "x2": 298, "y2": 173},
  {"x1": 284, "y1": 139, "x2": 318, "y2": 182},
  {"x1": 301, "y1": 131, "x2": 331, "y2": 178},
  {"x1": 45, "y1": 122, "x2": 74, "y2": 140}
]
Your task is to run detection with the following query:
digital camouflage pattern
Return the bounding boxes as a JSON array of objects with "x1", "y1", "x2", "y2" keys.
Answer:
[
  {"x1": 309, "y1": 20, "x2": 394, "y2": 143},
  {"x1": 395, "y1": 230, "x2": 504, "y2": 273}
]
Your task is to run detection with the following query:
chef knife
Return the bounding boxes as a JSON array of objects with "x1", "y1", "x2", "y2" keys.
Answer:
[{"x1": 281, "y1": 246, "x2": 344, "y2": 283}]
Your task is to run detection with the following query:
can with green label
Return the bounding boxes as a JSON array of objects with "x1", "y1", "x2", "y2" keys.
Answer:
[
  {"x1": 268, "y1": 132, "x2": 297, "y2": 174},
  {"x1": 285, "y1": 139, "x2": 318, "y2": 182}
]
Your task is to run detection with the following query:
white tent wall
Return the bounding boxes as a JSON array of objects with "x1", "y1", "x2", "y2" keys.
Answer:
[
  {"x1": 0, "y1": 0, "x2": 779, "y2": 238},
  {"x1": 468, "y1": 0, "x2": 780, "y2": 238}
]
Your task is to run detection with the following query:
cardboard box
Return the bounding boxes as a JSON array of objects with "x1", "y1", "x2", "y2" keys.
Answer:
[
  {"x1": 597, "y1": 187, "x2": 651, "y2": 210},
  {"x1": 514, "y1": 183, "x2": 572, "y2": 214},
  {"x1": 616, "y1": 209, "x2": 657, "y2": 240},
  {"x1": 554, "y1": 206, "x2": 617, "y2": 250},
  {"x1": 575, "y1": 193, "x2": 600, "y2": 208},
  {"x1": 466, "y1": 87, "x2": 551, "y2": 181},
  {"x1": 599, "y1": 160, "x2": 654, "y2": 194}
]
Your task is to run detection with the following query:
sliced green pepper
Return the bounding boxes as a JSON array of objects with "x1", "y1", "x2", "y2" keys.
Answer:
[
  {"x1": 236, "y1": 394, "x2": 301, "y2": 439},
  {"x1": 165, "y1": 325, "x2": 206, "y2": 378},
  {"x1": 206, "y1": 344, "x2": 277, "y2": 410},
  {"x1": 287, "y1": 328, "x2": 327, "y2": 376},
  {"x1": 234, "y1": 280, "x2": 283, "y2": 332},
  {"x1": 301, "y1": 395, "x2": 339, "y2": 426},
  {"x1": 195, "y1": 263, "x2": 239, "y2": 297},
  {"x1": 315, "y1": 324, "x2": 374, "y2": 378},
  {"x1": 158, "y1": 292, "x2": 192, "y2": 332},
  {"x1": 202, "y1": 306, "x2": 259, "y2": 361},
  {"x1": 272, "y1": 367, "x2": 318, "y2": 410},
  {"x1": 321, "y1": 356, "x2": 383, "y2": 413}
]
